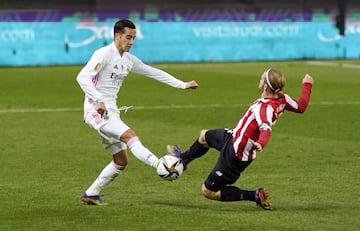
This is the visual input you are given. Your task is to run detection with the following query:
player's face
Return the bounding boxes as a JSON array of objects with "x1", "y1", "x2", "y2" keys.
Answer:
[{"x1": 114, "y1": 27, "x2": 136, "y2": 54}]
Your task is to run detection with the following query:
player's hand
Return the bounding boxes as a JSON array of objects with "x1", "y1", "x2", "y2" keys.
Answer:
[
  {"x1": 185, "y1": 80, "x2": 199, "y2": 89},
  {"x1": 96, "y1": 102, "x2": 107, "y2": 118},
  {"x1": 303, "y1": 74, "x2": 314, "y2": 84},
  {"x1": 251, "y1": 140, "x2": 263, "y2": 152}
]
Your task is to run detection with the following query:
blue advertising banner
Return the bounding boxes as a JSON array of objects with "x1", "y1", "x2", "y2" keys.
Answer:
[{"x1": 0, "y1": 21, "x2": 359, "y2": 66}]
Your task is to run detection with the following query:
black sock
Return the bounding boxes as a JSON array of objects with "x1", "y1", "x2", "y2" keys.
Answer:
[
  {"x1": 220, "y1": 186, "x2": 256, "y2": 202},
  {"x1": 181, "y1": 139, "x2": 209, "y2": 166}
]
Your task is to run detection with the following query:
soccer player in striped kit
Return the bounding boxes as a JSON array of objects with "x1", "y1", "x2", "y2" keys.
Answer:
[
  {"x1": 77, "y1": 19, "x2": 198, "y2": 205},
  {"x1": 168, "y1": 68, "x2": 313, "y2": 210}
]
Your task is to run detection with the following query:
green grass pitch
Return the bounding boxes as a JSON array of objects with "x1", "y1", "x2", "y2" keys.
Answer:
[{"x1": 0, "y1": 60, "x2": 359, "y2": 231}]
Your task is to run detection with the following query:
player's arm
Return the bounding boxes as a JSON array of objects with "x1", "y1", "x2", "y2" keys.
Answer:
[
  {"x1": 252, "y1": 104, "x2": 273, "y2": 152},
  {"x1": 76, "y1": 51, "x2": 104, "y2": 101},
  {"x1": 285, "y1": 74, "x2": 313, "y2": 113},
  {"x1": 130, "y1": 56, "x2": 198, "y2": 89},
  {"x1": 76, "y1": 51, "x2": 106, "y2": 115}
]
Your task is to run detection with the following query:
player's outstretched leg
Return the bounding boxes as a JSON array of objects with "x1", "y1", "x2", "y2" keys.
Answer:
[
  {"x1": 167, "y1": 140, "x2": 209, "y2": 170},
  {"x1": 255, "y1": 188, "x2": 272, "y2": 210},
  {"x1": 167, "y1": 144, "x2": 182, "y2": 158}
]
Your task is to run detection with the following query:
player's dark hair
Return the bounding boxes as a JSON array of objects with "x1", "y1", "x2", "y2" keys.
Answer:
[{"x1": 114, "y1": 19, "x2": 136, "y2": 35}]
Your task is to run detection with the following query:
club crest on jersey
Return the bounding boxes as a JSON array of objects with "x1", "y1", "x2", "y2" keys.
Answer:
[{"x1": 94, "y1": 63, "x2": 101, "y2": 71}]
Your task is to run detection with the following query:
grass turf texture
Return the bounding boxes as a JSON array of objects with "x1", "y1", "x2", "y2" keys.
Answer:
[{"x1": 0, "y1": 61, "x2": 359, "y2": 231}]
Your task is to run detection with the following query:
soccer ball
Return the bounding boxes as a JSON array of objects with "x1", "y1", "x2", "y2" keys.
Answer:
[{"x1": 156, "y1": 154, "x2": 184, "y2": 181}]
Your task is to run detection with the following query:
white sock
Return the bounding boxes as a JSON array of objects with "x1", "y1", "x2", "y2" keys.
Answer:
[
  {"x1": 127, "y1": 136, "x2": 159, "y2": 168},
  {"x1": 85, "y1": 161, "x2": 122, "y2": 196}
]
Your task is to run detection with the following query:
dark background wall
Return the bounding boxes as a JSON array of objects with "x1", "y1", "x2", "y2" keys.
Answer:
[
  {"x1": 0, "y1": 0, "x2": 358, "y2": 12},
  {"x1": 1, "y1": 0, "x2": 357, "y2": 23}
]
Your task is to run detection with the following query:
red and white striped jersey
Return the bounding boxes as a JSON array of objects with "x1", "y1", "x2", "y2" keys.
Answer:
[{"x1": 232, "y1": 83, "x2": 312, "y2": 161}]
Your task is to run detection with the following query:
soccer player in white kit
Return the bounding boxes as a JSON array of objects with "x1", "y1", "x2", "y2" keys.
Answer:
[{"x1": 77, "y1": 19, "x2": 198, "y2": 205}]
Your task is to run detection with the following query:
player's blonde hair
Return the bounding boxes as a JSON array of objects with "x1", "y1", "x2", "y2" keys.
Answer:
[{"x1": 265, "y1": 68, "x2": 286, "y2": 97}]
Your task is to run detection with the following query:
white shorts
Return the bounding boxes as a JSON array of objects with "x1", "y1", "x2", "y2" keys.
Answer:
[{"x1": 84, "y1": 108, "x2": 129, "y2": 155}]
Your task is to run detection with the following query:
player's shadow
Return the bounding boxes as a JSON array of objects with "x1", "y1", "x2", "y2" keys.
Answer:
[
  {"x1": 150, "y1": 199, "x2": 338, "y2": 212},
  {"x1": 150, "y1": 199, "x2": 265, "y2": 212}
]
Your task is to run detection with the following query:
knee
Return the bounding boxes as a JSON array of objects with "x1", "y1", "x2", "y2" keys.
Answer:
[
  {"x1": 201, "y1": 184, "x2": 219, "y2": 200},
  {"x1": 113, "y1": 150, "x2": 128, "y2": 169},
  {"x1": 120, "y1": 129, "x2": 137, "y2": 143},
  {"x1": 198, "y1": 129, "x2": 208, "y2": 145}
]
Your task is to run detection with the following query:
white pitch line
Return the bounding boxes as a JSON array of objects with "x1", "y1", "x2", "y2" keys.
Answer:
[
  {"x1": 0, "y1": 108, "x2": 82, "y2": 113},
  {"x1": 312, "y1": 101, "x2": 360, "y2": 105},
  {"x1": 0, "y1": 101, "x2": 359, "y2": 114},
  {"x1": 342, "y1": 63, "x2": 360, "y2": 69},
  {"x1": 0, "y1": 104, "x2": 230, "y2": 114},
  {"x1": 306, "y1": 61, "x2": 360, "y2": 69}
]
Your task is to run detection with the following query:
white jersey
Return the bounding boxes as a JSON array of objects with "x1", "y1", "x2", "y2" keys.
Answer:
[{"x1": 77, "y1": 42, "x2": 186, "y2": 116}]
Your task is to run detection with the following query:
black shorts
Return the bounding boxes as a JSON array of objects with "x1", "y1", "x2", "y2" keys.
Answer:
[{"x1": 204, "y1": 129, "x2": 252, "y2": 191}]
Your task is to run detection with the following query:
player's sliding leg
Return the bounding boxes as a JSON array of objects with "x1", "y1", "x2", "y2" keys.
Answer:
[
  {"x1": 201, "y1": 183, "x2": 272, "y2": 210},
  {"x1": 168, "y1": 129, "x2": 210, "y2": 169},
  {"x1": 166, "y1": 144, "x2": 182, "y2": 158},
  {"x1": 220, "y1": 186, "x2": 272, "y2": 210},
  {"x1": 255, "y1": 188, "x2": 272, "y2": 210},
  {"x1": 220, "y1": 186, "x2": 256, "y2": 201},
  {"x1": 180, "y1": 139, "x2": 209, "y2": 167}
]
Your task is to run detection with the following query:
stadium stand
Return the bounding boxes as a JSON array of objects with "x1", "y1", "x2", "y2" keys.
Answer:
[{"x1": 0, "y1": 0, "x2": 359, "y2": 22}]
